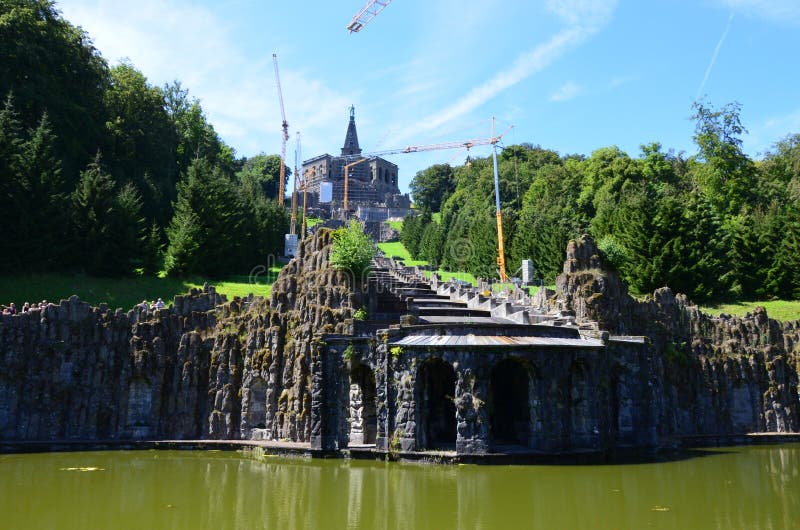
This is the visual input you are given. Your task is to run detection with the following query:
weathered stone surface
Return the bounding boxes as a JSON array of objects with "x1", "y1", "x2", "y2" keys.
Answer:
[{"x1": 0, "y1": 231, "x2": 797, "y2": 457}]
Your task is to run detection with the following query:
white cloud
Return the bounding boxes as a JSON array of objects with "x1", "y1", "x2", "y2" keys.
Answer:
[
  {"x1": 402, "y1": 0, "x2": 618, "y2": 139},
  {"x1": 545, "y1": 0, "x2": 618, "y2": 28},
  {"x1": 405, "y1": 26, "x2": 585, "y2": 138},
  {"x1": 58, "y1": 0, "x2": 350, "y2": 159},
  {"x1": 718, "y1": 0, "x2": 800, "y2": 23},
  {"x1": 608, "y1": 74, "x2": 638, "y2": 89},
  {"x1": 549, "y1": 81, "x2": 582, "y2": 102},
  {"x1": 746, "y1": 107, "x2": 800, "y2": 154}
]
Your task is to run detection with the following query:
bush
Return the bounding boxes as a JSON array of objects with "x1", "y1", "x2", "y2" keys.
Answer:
[
  {"x1": 597, "y1": 234, "x2": 627, "y2": 271},
  {"x1": 330, "y1": 221, "x2": 374, "y2": 279}
]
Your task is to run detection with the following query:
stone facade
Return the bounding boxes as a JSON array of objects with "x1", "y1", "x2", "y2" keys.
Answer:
[
  {"x1": 0, "y1": 232, "x2": 798, "y2": 458},
  {"x1": 301, "y1": 107, "x2": 411, "y2": 213}
]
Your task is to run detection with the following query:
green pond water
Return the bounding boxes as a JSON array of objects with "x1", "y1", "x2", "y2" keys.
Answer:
[{"x1": 0, "y1": 445, "x2": 798, "y2": 530}]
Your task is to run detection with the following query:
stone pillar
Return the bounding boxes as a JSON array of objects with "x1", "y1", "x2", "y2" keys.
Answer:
[
  {"x1": 375, "y1": 338, "x2": 392, "y2": 451},
  {"x1": 310, "y1": 339, "x2": 338, "y2": 451},
  {"x1": 455, "y1": 365, "x2": 490, "y2": 454}
]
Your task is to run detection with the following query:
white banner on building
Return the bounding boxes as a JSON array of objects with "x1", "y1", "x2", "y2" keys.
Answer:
[{"x1": 320, "y1": 181, "x2": 333, "y2": 203}]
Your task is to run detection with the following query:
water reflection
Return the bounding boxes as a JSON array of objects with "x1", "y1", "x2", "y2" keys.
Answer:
[{"x1": 0, "y1": 445, "x2": 798, "y2": 530}]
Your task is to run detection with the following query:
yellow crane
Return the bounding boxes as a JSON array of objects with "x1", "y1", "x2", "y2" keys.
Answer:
[
  {"x1": 338, "y1": 122, "x2": 512, "y2": 280},
  {"x1": 490, "y1": 117, "x2": 508, "y2": 282},
  {"x1": 347, "y1": 0, "x2": 393, "y2": 33},
  {"x1": 272, "y1": 53, "x2": 289, "y2": 206}
]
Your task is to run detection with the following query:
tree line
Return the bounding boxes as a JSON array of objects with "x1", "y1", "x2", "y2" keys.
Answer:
[
  {"x1": 0, "y1": 0, "x2": 288, "y2": 277},
  {"x1": 403, "y1": 103, "x2": 800, "y2": 303}
]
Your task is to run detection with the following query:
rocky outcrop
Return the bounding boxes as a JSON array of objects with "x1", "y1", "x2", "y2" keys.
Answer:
[
  {"x1": 0, "y1": 228, "x2": 358, "y2": 443},
  {"x1": 1, "y1": 230, "x2": 796, "y2": 451},
  {"x1": 217, "y1": 228, "x2": 362, "y2": 442},
  {"x1": 537, "y1": 234, "x2": 800, "y2": 437},
  {"x1": 0, "y1": 289, "x2": 223, "y2": 440}
]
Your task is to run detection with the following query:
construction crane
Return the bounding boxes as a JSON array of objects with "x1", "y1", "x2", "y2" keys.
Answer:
[
  {"x1": 490, "y1": 117, "x2": 508, "y2": 282},
  {"x1": 290, "y1": 132, "x2": 301, "y2": 235},
  {"x1": 347, "y1": 0, "x2": 393, "y2": 33},
  {"x1": 340, "y1": 124, "x2": 513, "y2": 211},
  {"x1": 272, "y1": 53, "x2": 289, "y2": 205},
  {"x1": 338, "y1": 122, "x2": 513, "y2": 279}
]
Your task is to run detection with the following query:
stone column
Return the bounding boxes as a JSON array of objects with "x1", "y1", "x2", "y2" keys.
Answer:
[
  {"x1": 455, "y1": 363, "x2": 490, "y2": 454},
  {"x1": 310, "y1": 339, "x2": 338, "y2": 451}
]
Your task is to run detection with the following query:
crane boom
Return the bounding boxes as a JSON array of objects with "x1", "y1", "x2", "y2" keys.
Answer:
[
  {"x1": 341, "y1": 125, "x2": 513, "y2": 162},
  {"x1": 347, "y1": 0, "x2": 393, "y2": 33},
  {"x1": 272, "y1": 53, "x2": 289, "y2": 205}
]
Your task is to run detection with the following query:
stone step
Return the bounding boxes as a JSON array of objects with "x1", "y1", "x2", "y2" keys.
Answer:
[
  {"x1": 415, "y1": 307, "x2": 491, "y2": 317},
  {"x1": 408, "y1": 299, "x2": 467, "y2": 309}
]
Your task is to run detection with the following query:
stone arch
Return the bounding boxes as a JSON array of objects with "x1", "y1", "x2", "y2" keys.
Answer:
[
  {"x1": 243, "y1": 377, "x2": 268, "y2": 431},
  {"x1": 127, "y1": 378, "x2": 152, "y2": 435},
  {"x1": 348, "y1": 364, "x2": 377, "y2": 445},
  {"x1": 417, "y1": 358, "x2": 457, "y2": 450},
  {"x1": 490, "y1": 357, "x2": 532, "y2": 448}
]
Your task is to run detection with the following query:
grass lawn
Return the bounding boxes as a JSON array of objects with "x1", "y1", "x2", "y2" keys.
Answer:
[
  {"x1": 377, "y1": 241, "x2": 430, "y2": 266},
  {"x1": 385, "y1": 220, "x2": 403, "y2": 231},
  {"x1": 304, "y1": 217, "x2": 323, "y2": 228},
  {"x1": 700, "y1": 299, "x2": 800, "y2": 322},
  {"x1": 0, "y1": 268, "x2": 282, "y2": 311}
]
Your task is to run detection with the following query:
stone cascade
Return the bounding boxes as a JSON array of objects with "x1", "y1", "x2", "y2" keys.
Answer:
[
  {"x1": 0, "y1": 287, "x2": 224, "y2": 441},
  {"x1": 0, "y1": 232, "x2": 797, "y2": 458}
]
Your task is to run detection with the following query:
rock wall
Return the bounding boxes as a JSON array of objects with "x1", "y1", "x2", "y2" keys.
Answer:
[
  {"x1": 0, "y1": 289, "x2": 222, "y2": 440},
  {"x1": 538, "y1": 235, "x2": 800, "y2": 439},
  {"x1": 1, "y1": 230, "x2": 797, "y2": 449},
  {"x1": 0, "y1": 228, "x2": 356, "y2": 443},
  {"x1": 222, "y1": 228, "x2": 361, "y2": 442}
]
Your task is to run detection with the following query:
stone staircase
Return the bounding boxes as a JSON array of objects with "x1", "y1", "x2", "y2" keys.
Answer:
[{"x1": 370, "y1": 255, "x2": 594, "y2": 333}]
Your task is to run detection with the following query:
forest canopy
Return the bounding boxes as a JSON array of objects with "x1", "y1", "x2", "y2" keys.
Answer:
[
  {"x1": 405, "y1": 103, "x2": 800, "y2": 303},
  {"x1": 0, "y1": 0, "x2": 288, "y2": 277}
]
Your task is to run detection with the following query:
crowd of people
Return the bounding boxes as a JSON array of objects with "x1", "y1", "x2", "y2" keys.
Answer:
[
  {"x1": 138, "y1": 298, "x2": 166, "y2": 311},
  {"x1": 1, "y1": 300, "x2": 49, "y2": 315},
  {"x1": 2, "y1": 297, "x2": 168, "y2": 316}
]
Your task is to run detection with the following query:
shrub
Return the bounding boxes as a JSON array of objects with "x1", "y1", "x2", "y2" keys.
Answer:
[{"x1": 330, "y1": 220, "x2": 374, "y2": 279}]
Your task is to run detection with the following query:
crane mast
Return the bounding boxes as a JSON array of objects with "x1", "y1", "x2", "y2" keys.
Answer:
[
  {"x1": 347, "y1": 0, "x2": 393, "y2": 33},
  {"x1": 339, "y1": 123, "x2": 513, "y2": 281},
  {"x1": 272, "y1": 53, "x2": 289, "y2": 205},
  {"x1": 291, "y1": 132, "x2": 300, "y2": 235},
  {"x1": 491, "y1": 117, "x2": 508, "y2": 282}
]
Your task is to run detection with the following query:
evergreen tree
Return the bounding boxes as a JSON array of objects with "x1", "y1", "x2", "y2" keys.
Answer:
[
  {"x1": 0, "y1": 93, "x2": 24, "y2": 270},
  {"x1": 16, "y1": 112, "x2": 68, "y2": 267},
  {"x1": 400, "y1": 212, "x2": 424, "y2": 260},
  {"x1": 71, "y1": 154, "x2": 144, "y2": 275},
  {"x1": 417, "y1": 220, "x2": 444, "y2": 266},
  {"x1": 765, "y1": 203, "x2": 800, "y2": 299},
  {"x1": 164, "y1": 157, "x2": 246, "y2": 277}
]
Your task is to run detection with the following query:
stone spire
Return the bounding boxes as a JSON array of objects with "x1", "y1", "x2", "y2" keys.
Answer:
[{"x1": 340, "y1": 105, "x2": 362, "y2": 157}]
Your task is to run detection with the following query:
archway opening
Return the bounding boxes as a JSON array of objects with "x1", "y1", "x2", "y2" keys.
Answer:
[
  {"x1": 418, "y1": 359, "x2": 457, "y2": 450},
  {"x1": 349, "y1": 365, "x2": 377, "y2": 445},
  {"x1": 490, "y1": 358, "x2": 531, "y2": 447}
]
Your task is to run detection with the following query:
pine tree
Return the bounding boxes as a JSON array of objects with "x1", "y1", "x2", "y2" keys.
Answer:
[
  {"x1": 164, "y1": 157, "x2": 246, "y2": 276},
  {"x1": 71, "y1": 154, "x2": 117, "y2": 273},
  {"x1": 765, "y1": 205, "x2": 800, "y2": 299},
  {"x1": 71, "y1": 153, "x2": 144, "y2": 275},
  {"x1": 16, "y1": 112, "x2": 68, "y2": 267},
  {"x1": 0, "y1": 93, "x2": 25, "y2": 270}
]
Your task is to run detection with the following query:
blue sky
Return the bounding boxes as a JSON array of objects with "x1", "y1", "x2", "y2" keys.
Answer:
[{"x1": 58, "y1": 0, "x2": 800, "y2": 194}]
